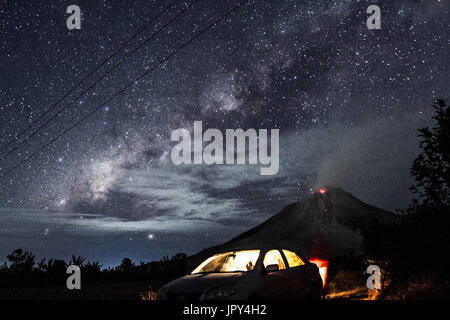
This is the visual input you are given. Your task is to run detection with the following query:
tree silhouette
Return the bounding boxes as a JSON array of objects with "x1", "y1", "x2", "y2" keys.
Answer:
[
  {"x1": 171, "y1": 253, "x2": 187, "y2": 261},
  {"x1": 37, "y1": 258, "x2": 48, "y2": 272},
  {"x1": 0, "y1": 248, "x2": 188, "y2": 291},
  {"x1": 7, "y1": 249, "x2": 35, "y2": 275},
  {"x1": 83, "y1": 261, "x2": 102, "y2": 274},
  {"x1": 117, "y1": 258, "x2": 135, "y2": 272},
  {"x1": 70, "y1": 255, "x2": 86, "y2": 267},
  {"x1": 363, "y1": 99, "x2": 450, "y2": 298},
  {"x1": 409, "y1": 99, "x2": 450, "y2": 213},
  {"x1": 46, "y1": 259, "x2": 67, "y2": 273}
]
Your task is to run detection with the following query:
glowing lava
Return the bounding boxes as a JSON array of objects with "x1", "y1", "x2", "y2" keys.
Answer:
[{"x1": 309, "y1": 258, "x2": 328, "y2": 287}]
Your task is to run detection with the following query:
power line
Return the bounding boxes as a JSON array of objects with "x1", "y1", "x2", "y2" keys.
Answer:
[
  {"x1": 0, "y1": 0, "x2": 195, "y2": 162},
  {"x1": 0, "y1": 0, "x2": 250, "y2": 181},
  {"x1": 0, "y1": 0, "x2": 178, "y2": 157},
  {"x1": 1, "y1": 0, "x2": 205, "y2": 164}
]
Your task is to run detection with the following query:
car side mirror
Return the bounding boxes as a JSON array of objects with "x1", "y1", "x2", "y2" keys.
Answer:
[{"x1": 263, "y1": 264, "x2": 279, "y2": 274}]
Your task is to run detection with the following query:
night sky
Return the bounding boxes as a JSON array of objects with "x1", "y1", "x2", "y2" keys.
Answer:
[{"x1": 0, "y1": 0, "x2": 449, "y2": 266}]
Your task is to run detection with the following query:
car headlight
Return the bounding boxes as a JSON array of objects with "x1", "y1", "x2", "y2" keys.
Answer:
[{"x1": 204, "y1": 286, "x2": 238, "y2": 300}]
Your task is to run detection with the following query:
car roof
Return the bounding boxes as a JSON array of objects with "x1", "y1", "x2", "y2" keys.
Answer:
[
  {"x1": 209, "y1": 247, "x2": 303, "y2": 254},
  {"x1": 208, "y1": 247, "x2": 310, "y2": 262}
]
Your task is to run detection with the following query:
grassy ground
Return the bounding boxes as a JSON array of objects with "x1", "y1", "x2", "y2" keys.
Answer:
[
  {"x1": 324, "y1": 268, "x2": 369, "y2": 300},
  {"x1": 0, "y1": 278, "x2": 170, "y2": 300}
]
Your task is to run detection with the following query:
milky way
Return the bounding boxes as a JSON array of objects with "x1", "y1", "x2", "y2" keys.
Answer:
[{"x1": 0, "y1": 0, "x2": 449, "y2": 263}]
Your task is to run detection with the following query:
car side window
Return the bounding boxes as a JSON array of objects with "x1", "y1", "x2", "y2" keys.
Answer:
[
  {"x1": 263, "y1": 250, "x2": 286, "y2": 270},
  {"x1": 282, "y1": 250, "x2": 305, "y2": 268}
]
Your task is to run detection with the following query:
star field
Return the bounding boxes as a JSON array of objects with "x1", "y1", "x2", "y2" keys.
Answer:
[{"x1": 0, "y1": 0, "x2": 449, "y2": 263}]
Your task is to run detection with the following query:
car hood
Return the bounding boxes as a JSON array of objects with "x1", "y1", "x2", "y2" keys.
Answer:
[{"x1": 164, "y1": 272, "x2": 249, "y2": 294}]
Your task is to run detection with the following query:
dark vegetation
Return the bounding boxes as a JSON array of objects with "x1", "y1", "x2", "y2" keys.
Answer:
[
  {"x1": 325, "y1": 255, "x2": 368, "y2": 299},
  {"x1": 362, "y1": 99, "x2": 450, "y2": 299},
  {"x1": 0, "y1": 250, "x2": 187, "y2": 290}
]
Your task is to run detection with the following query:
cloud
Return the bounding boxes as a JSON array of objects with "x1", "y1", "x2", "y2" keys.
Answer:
[
  {"x1": 59, "y1": 109, "x2": 427, "y2": 230},
  {"x1": 278, "y1": 111, "x2": 429, "y2": 210},
  {"x1": 38, "y1": 0, "x2": 444, "y2": 227}
]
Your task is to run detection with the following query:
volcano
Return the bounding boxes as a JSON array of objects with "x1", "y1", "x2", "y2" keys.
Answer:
[{"x1": 189, "y1": 187, "x2": 399, "y2": 268}]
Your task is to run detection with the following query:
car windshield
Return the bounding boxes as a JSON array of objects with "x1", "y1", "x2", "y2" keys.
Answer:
[{"x1": 191, "y1": 250, "x2": 260, "y2": 274}]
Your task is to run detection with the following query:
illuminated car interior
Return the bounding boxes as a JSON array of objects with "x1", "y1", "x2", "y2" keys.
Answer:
[
  {"x1": 262, "y1": 250, "x2": 286, "y2": 270},
  {"x1": 192, "y1": 248, "x2": 311, "y2": 275},
  {"x1": 191, "y1": 250, "x2": 260, "y2": 274},
  {"x1": 282, "y1": 249, "x2": 305, "y2": 267}
]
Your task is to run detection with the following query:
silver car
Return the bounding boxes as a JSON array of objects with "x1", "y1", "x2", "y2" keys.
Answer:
[{"x1": 157, "y1": 248, "x2": 323, "y2": 300}]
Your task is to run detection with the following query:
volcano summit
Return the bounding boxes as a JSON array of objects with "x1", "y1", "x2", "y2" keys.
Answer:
[{"x1": 190, "y1": 187, "x2": 399, "y2": 267}]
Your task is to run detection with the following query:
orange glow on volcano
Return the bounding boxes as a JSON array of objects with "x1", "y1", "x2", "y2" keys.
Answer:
[{"x1": 309, "y1": 258, "x2": 328, "y2": 287}]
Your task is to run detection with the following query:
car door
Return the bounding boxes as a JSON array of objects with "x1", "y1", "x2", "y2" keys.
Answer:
[
  {"x1": 259, "y1": 249, "x2": 292, "y2": 299},
  {"x1": 282, "y1": 249, "x2": 312, "y2": 298}
]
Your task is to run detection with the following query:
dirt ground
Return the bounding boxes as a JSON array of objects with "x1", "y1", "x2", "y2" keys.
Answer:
[{"x1": 0, "y1": 279, "x2": 168, "y2": 300}]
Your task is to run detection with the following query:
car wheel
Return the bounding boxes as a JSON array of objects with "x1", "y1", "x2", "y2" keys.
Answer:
[{"x1": 308, "y1": 284, "x2": 321, "y2": 301}]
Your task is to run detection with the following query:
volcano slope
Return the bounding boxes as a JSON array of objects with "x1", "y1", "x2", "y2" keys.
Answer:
[{"x1": 188, "y1": 187, "x2": 399, "y2": 269}]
